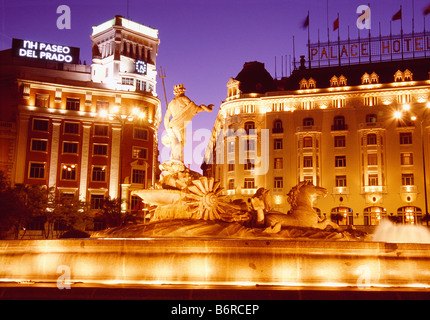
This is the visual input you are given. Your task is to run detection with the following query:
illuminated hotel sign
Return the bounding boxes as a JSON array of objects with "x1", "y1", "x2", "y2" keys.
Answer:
[
  {"x1": 307, "y1": 32, "x2": 430, "y2": 67},
  {"x1": 12, "y1": 38, "x2": 80, "y2": 64}
]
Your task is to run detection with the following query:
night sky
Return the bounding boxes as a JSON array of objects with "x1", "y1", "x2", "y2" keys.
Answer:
[{"x1": 0, "y1": 0, "x2": 427, "y2": 171}]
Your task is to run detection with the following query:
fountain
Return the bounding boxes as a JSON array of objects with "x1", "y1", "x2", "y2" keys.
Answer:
[{"x1": 1, "y1": 85, "x2": 430, "y2": 295}]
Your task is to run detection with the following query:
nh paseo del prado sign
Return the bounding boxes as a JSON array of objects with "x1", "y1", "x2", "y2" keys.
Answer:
[
  {"x1": 307, "y1": 32, "x2": 430, "y2": 67},
  {"x1": 12, "y1": 38, "x2": 80, "y2": 64}
]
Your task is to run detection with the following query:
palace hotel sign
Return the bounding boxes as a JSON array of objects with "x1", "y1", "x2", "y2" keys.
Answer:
[{"x1": 308, "y1": 32, "x2": 430, "y2": 67}]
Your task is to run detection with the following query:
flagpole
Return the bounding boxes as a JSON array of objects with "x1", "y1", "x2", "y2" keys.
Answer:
[
  {"x1": 348, "y1": 25, "x2": 350, "y2": 65},
  {"x1": 390, "y1": 20, "x2": 393, "y2": 61},
  {"x1": 318, "y1": 28, "x2": 321, "y2": 68},
  {"x1": 293, "y1": 35, "x2": 296, "y2": 70},
  {"x1": 337, "y1": 13, "x2": 340, "y2": 66},
  {"x1": 401, "y1": 5, "x2": 403, "y2": 60},
  {"x1": 368, "y1": 3, "x2": 371, "y2": 63},
  {"x1": 308, "y1": 11, "x2": 311, "y2": 69},
  {"x1": 412, "y1": 0, "x2": 415, "y2": 58}
]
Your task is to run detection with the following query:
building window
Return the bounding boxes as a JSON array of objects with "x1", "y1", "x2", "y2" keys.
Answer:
[
  {"x1": 90, "y1": 194, "x2": 104, "y2": 210},
  {"x1": 61, "y1": 164, "x2": 77, "y2": 180},
  {"x1": 401, "y1": 152, "x2": 413, "y2": 165},
  {"x1": 94, "y1": 124, "x2": 109, "y2": 137},
  {"x1": 303, "y1": 137, "x2": 313, "y2": 148},
  {"x1": 366, "y1": 114, "x2": 377, "y2": 123},
  {"x1": 94, "y1": 144, "x2": 108, "y2": 156},
  {"x1": 33, "y1": 119, "x2": 49, "y2": 132},
  {"x1": 274, "y1": 177, "x2": 283, "y2": 189},
  {"x1": 66, "y1": 98, "x2": 80, "y2": 111},
  {"x1": 402, "y1": 173, "x2": 415, "y2": 186},
  {"x1": 332, "y1": 116, "x2": 347, "y2": 131},
  {"x1": 335, "y1": 175, "x2": 347, "y2": 187},
  {"x1": 31, "y1": 139, "x2": 47, "y2": 152},
  {"x1": 366, "y1": 133, "x2": 377, "y2": 145},
  {"x1": 228, "y1": 160, "x2": 235, "y2": 172},
  {"x1": 245, "y1": 139, "x2": 256, "y2": 152},
  {"x1": 134, "y1": 128, "x2": 148, "y2": 140},
  {"x1": 132, "y1": 169, "x2": 145, "y2": 184},
  {"x1": 244, "y1": 121, "x2": 255, "y2": 134},
  {"x1": 132, "y1": 147, "x2": 147, "y2": 159},
  {"x1": 35, "y1": 94, "x2": 50, "y2": 108},
  {"x1": 303, "y1": 117, "x2": 314, "y2": 127},
  {"x1": 274, "y1": 158, "x2": 283, "y2": 169},
  {"x1": 364, "y1": 207, "x2": 386, "y2": 226},
  {"x1": 335, "y1": 156, "x2": 346, "y2": 167},
  {"x1": 92, "y1": 166, "x2": 106, "y2": 182},
  {"x1": 64, "y1": 122, "x2": 79, "y2": 134},
  {"x1": 227, "y1": 140, "x2": 235, "y2": 153},
  {"x1": 334, "y1": 136, "x2": 346, "y2": 148},
  {"x1": 63, "y1": 142, "x2": 78, "y2": 154},
  {"x1": 272, "y1": 120, "x2": 283, "y2": 133},
  {"x1": 96, "y1": 100, "x2": 109, "y2": 113},
  {"x1": 400, "y1": 132, "x2": 412, "y2": 145},
  {"x1": 244, "y1": 159, "x2": 255, "y2": 171},
  {"x1": 228, "y1": 179, "x2": 235, "y2": 190},
  {"x1": 303, "y1": 156, "x2": 313, "y2": 168},
  {"x1": 368, "y1": 174, "x2": 379, "y2": 186},
  {"x1": 397, "y1": 206, "x2": 422, "y2": 224},
  {"x1": 136, "y1": 79, "x2": 147, "y2": 91},
  {"x1": 122, "y1": 77, "x2": 134, "y2": 85},
  {"x1": 29, "y1": 162, "x2": 45, "y2": 179},
  {"x1": 244, "y1": 178, "x2": 255, "y2": 189},
  {"x1": 274, "y1": 138, "x2": 283, "y2": 150},
  {"x1": 367, "y1": 153, "x2": 378, "y2": 166}
]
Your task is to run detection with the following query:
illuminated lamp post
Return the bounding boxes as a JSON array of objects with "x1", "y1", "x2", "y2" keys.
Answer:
[
  {"x1": 99, "y1": 106, "x2": 146, "y2": 214},
  {"x1": 394, "y1": 102, "x2": 430, "y2": 226}
]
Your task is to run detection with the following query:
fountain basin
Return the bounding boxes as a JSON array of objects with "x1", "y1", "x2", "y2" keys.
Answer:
[
  {"x1": 0, "y1": 238, "x2": 429, "y2": 289},
  {"x1": 131, "y1": 189, "x2": 183, "y2": 206}
]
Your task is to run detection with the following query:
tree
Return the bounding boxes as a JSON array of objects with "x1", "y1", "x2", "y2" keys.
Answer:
[
  {"x1": 44, "y1": 191, "x2": 90, "y2": 238},
  {"x1": 98, "y1": 197, "x2": 135, "y2": 228}
]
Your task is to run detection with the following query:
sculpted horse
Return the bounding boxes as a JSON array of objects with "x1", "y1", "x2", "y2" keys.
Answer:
[{"x1": 265, "y1": 181, "x2": 340, "y2": 230}]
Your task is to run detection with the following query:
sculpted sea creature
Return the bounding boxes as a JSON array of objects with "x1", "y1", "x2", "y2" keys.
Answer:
[{"x1": 266, "y1": 181, "x2": 340, "y2": 230}]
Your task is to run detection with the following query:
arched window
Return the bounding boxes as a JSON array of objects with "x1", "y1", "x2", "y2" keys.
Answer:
[
  {"x1": 331, "y1": 207, "x2": 353, "y2": 225},
  {"x1": 244, "y1": 121, "x2": 255, "y2": 134},
  {"x1": 330, "y1": 76, "x2": 339, "y2": 87},
  {"x1": 332, "y1": 116, "x2": 346, "y2": 130},
  {"x1": 370, "y1": 72, "x2": 379, "y2": 83},
  {"x1": 397, "y1": 206, "x2": 422, "y2": 224},
  {"x1": 367, "y1": 133, "x2": 377, "y2": 145},
  {"x1": 303, "y1": 117, "x2": 314, "y2": 127},
  {"x1": 272, "y1": 119, "x2": 283, "y2": 133},
  {"x1": 361, "y1": 72, "x2": 370, "y2": 84},
  {"x1": 299, "y1": 78, "x2": 308, "y2": 89},
  {"x1": 394, "y1": 70, "x2": 404, "y2": 82},
  {"x1": 366, "y1": 114, "x2": 377, "y2": 123},
  {"x1": 308, "y1": 78, "x2": 316, "y2": 88},
  {"x1": 404, "y1": 69, "x2": 413, "y2": 81},
  {"x1": 364, "y1": 206, "x2": 386, "y2": 225},
  {"x1": 339, "y1": 75, "x2": 347, "y2": 86}
]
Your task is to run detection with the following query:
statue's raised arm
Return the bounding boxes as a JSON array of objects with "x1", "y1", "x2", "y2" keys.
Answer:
[{"x1": 162, "y1": 84, "x2": 213, "y2": 162}]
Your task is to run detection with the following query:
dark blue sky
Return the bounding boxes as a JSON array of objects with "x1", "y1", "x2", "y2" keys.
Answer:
[{"x1": 0, "y1": 0, "x2": 427, "y2": 171}]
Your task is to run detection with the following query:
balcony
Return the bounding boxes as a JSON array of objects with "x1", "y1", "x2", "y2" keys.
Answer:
[
  {"x1": 361, "y1": 185, "x2": 387, "y2": 194},
  {"x1": 296, "y1": 125, "x2": 321, "y2": 133},
  {"x1": 400, "y1": 185, "x2": 417, "y2": 194},
  {"x1": 332, "y1": 187, "x2": 350, "y2": 195},
  {"x1": 358, "y1": 122, "x2": 384, "y2": 130},
  {"x1": 331, "y1": 124, "x2": 348, "y2": 131},
  {"x1": 272, "y1": 127, "x2": 284, "y2": 134}
]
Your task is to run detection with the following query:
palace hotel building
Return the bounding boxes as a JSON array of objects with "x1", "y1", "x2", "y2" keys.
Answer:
[
  {"x1": 203, "y1": 56, "x2": 430, "y2": 226},
  {"x1": 0, "y1": 16, "x2": 161, "y2": 215}
]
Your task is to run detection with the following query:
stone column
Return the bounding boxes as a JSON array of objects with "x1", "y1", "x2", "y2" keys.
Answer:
[
  {"x1": 15, "y1": 114, "x2": 30, "y2": 184},
  {"x1": 109, "y1": 125, "x2": 121, "y2": 199},
  {"x1": 79, "y1": 122, "x2": 92, "y2": 201},
  {"x1": 48, "y1": 119, "x2": 62, "y2": 188}
]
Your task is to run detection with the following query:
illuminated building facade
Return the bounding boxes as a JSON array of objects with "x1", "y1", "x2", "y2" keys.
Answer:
[
  {"x1": 203, "y1": 59, "x2": 430, "y2": 226},
  {"x1": 0, "y1": 16, "x2": 161, "y2": 218}
]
